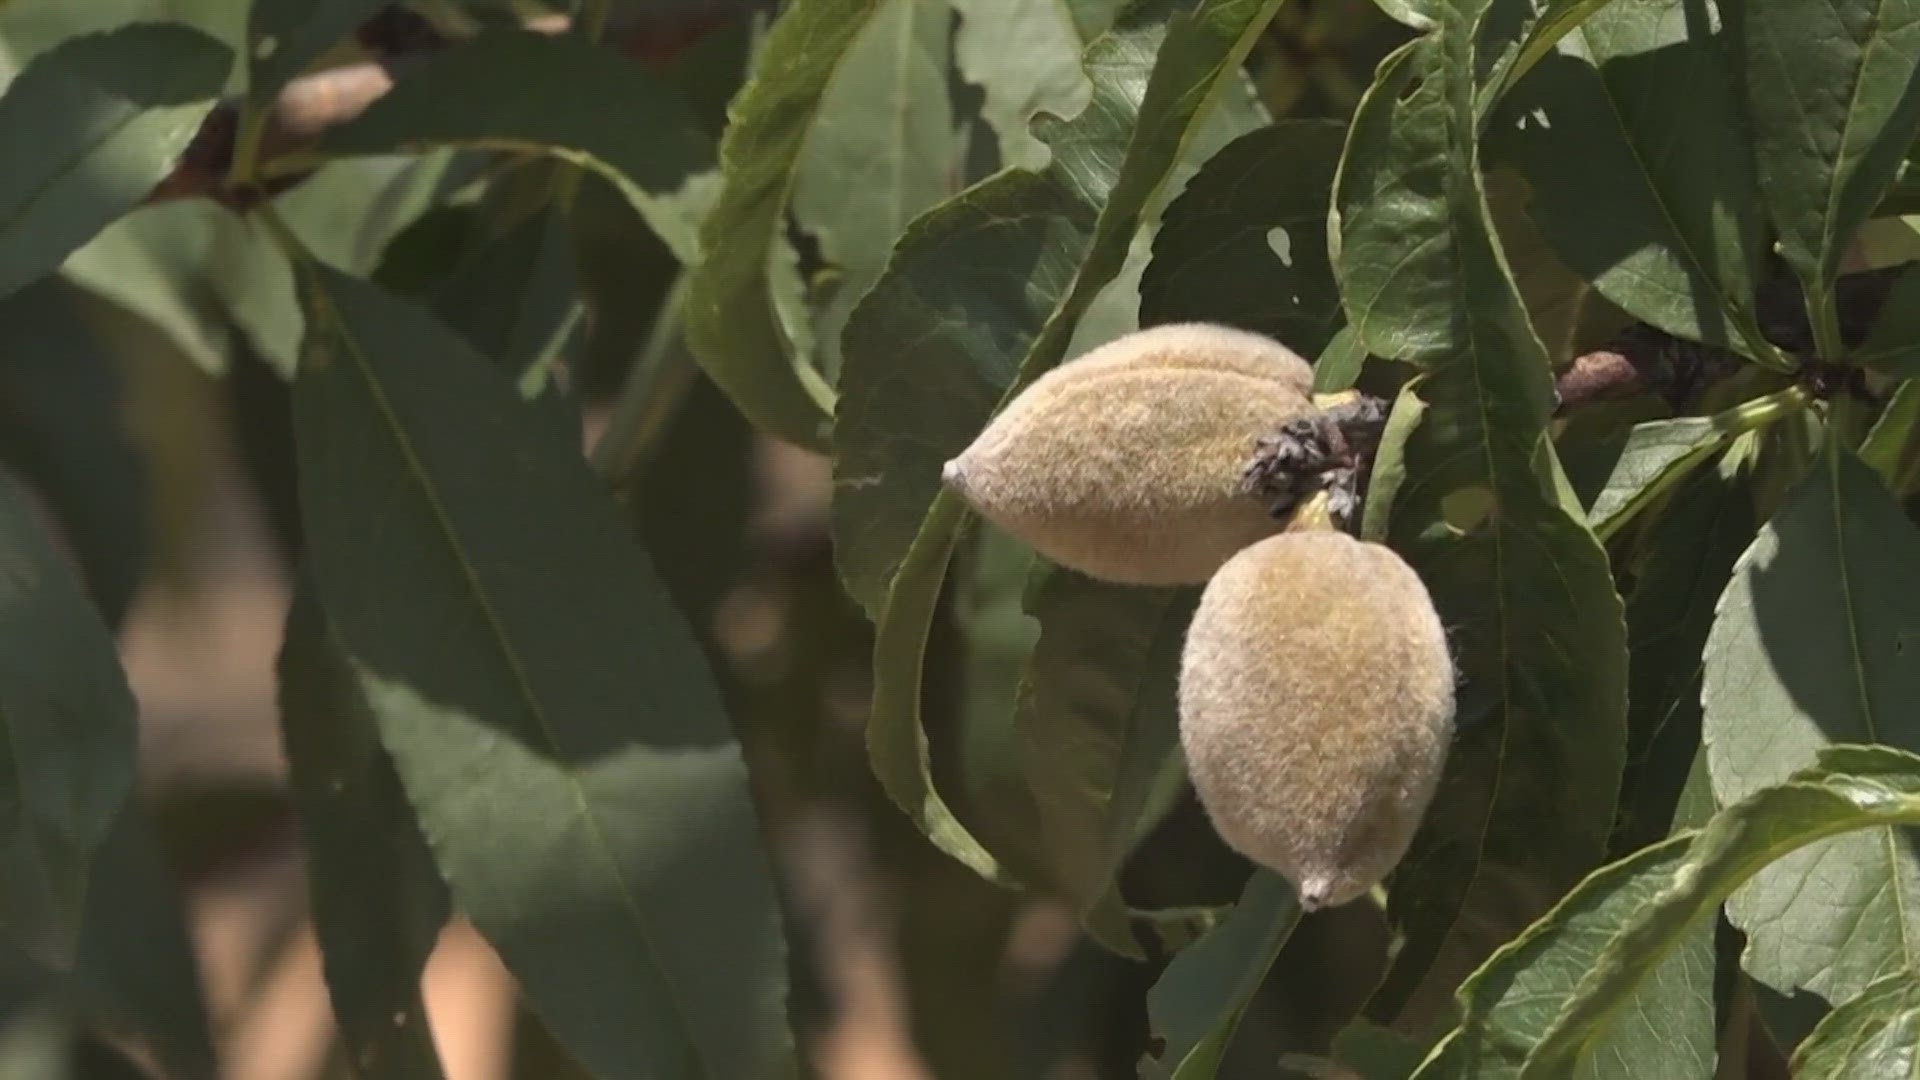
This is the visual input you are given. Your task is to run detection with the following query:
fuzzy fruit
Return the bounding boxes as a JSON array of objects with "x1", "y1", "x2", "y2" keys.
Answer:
[
  {"x1": 941, "y1": 323, "x2": 1316, "y2": 585},
  {"x1": 1178, "y1": 529, "x2": 1455, "y2": 910}
]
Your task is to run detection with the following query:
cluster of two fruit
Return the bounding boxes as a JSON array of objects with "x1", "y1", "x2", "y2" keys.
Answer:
[{"x1": 942, "y1": 324, "x2": 1456, "y2": 912}]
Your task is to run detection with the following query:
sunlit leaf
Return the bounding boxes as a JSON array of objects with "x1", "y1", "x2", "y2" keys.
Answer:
[{"x1": 1703, "y1": 440, "x2": 1920, "y2": 1007}]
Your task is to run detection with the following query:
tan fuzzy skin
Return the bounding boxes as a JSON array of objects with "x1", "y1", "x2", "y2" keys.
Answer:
[
  {"x1": 1179, "y1": 530, "x2": 1455, "y2": 911},
  {"x1": 941, "y1": 323, "x2": 1316, "y2": 585}
]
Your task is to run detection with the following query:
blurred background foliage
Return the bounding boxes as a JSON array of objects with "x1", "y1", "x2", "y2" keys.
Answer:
[{"x1": 0, "y1": 0, "x2": 1420, "y2": 1077}]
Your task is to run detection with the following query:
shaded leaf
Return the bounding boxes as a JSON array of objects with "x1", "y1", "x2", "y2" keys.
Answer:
[
  {"x1": 277, "y1": 583, "x2": 449, "y2": 1080},
  {"x1": 319, "y1": 30, "x2": 716, "y2": 266},
  {"x1": 1861, "y1": 379, "x2": 1920, "y2": 495},
  {"x1": 1340, "y1": 36, "x2": 1628, "y2": 1029},
  {"x1": 1745, "y1": 0, "x2": 1920, "y2": 359},
  {"x1": 1702, "y1": 440, "x2": 1920, "y2": 1007},
  {"x1": 1015, "y1": 575, "x2": 1194, "y2": 956},
  {"x1": 1140, "y1": 119, "x2": 1345, "y2": 355},
  {"x1": 1612, "y1": 456, "x2": 1755, "y2": 853},
  {"x1": 951, "y1": 0, "x2": 1091, "y2": 169},
  {"x1": 1484, "y1": 0, "x2": 1774, "y2": 361},
  {"x1": 1585, "y1": 417, "x2": 1725, "y2": 540},
  {"x1": 42, "y1": 803, "x2": 215, "y2": 1080},
  {"x1": 684, "y1": 0, "x2": 883, "y2": 447},
  {"x1": 1790, "y1": 973, "x2": 1920, "y2": 1078},
  {"x1": 1524, "y1": 745, "x2": 1920, "y2": 1076},
  {"x1": 427, "y1": 200, "x2": 579, "y2": 389},
  {"x1": 1854, "y1": 263, "x2": 1920, "y2": 378},
  {"x1": 0, "y1": 469, "x2": 139, "y2": 969},
  {"x1": 835, "y1": 0, "x2": 1283, "y2": 883},
  {"x1": 290, "y1": 261, "x2": 794, "y2": 1080},
  {"x1": 0, "y1": 22, "x2": 230, "y2": 298},
  {"x1": 792, "y1": 0, "x2": 957, "y2": 378},
  {"x1": 246, "y1": 0, "x2": 385, "y2": 99},
  {"x1": 1139, "y1": 871, "x2": 1300, "y2": 1080},
  {"x1": 0, "y1": 279, "x2": 149, "y2": 628}
]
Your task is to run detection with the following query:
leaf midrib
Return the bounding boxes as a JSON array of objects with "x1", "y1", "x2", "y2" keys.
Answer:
[{"x1": 313, "y1": 273, "x2": 717, "y2": 1080}]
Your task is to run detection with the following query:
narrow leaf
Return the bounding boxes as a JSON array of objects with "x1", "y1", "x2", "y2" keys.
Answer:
[
  {"x1": 0, "y1": 279, "x2": 149, "y2": 627},
  {"x1": 1861, "y1": 379, "x2": 1920, "y2": 495},
  {"x1": 1744, "y1": 0, "x2": 1920, "y2": 358},
  {"x1": 277, "y1": 583, "x2": 448, "y2": 1080},
  {"x1": 1485, "y1": 0, "x2": 1773, "y2": 363},
  {"x1": 1855, "y1": 263, "x2": 1920, "y2": 378},
  {"x1": 0, "y1": 22, "x2": 230, "y2": 298},
  {"x1": 247, "y1": 0, "x2": 386, "y2": 100},
  {"x1": 318, "y1": 30, "x2": 716, "y2": 267},
  {"x1": 1524, "y1": 745, "x2": 1920, "y2": 1076},
  {"x1": 1342, "y1": 36, "x2": 1629, "y2": 1025},
  {"x1": 1140, "y1": 119, "x2": 1345, "y2": 355},
  {"x1": 0, "y1": 468, "x2": 138, "y2": 969},
  {"x1": 1613, "y1": 458, "x2": 1755, "y2": 852},
  {"x1": 791, "y1": 0, "x2": 956, "y2": 377},
  {"x1": 835, "y1": 0, "x2": 1282, "y2": 882},
  {"x1": 1585, "y1": 418, "x2": 1723, "y2": 537},
  {"x1": 291, "y1": 262, "x2": 794, "y2": 1080},
  {"x1": 1140, "y1": 871, "x2": 1301, "y2": 1080},
  {"x1": 426, "y1": 201, "x2": 579, "y2": 387},
  {"x1": 1015, "y1": 575, "x2": 1194, "y2": 956},
  {"x1": 1702, "y1": 440, "x2": 1920, "y2": 1006},
  {"x1": 684, "y1": 0, "x2": 884, "y2": 448},
  {"x1": 1791, "y1": 972, "x2": 1920, "y2": 1078}
]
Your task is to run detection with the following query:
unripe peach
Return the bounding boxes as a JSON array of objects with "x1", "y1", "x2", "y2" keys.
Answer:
[
  {"x1": 1178, "y1": 529, "x2": 1454, "y2": 910},
  {"x1": 941, "y1": 323, "x2": 1316, "y2": 585}
]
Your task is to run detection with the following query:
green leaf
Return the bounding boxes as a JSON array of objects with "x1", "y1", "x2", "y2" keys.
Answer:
[
  {"x1": 63, "y1": 201, "x2": 230, "y2": 377},
  {"x1": 1584, "y1": 418, "x2": 1719, "y2": 529},
  {"x1": 1790, "y1": 972, "x2": 1920, "y2": 1078},
  {"x1": 1015, "y1": 575, "x2": 1194, "y2": 957},
  {"x1": 1334, "y1": 40, "x2": 1453, "y2": 364},
  {"x1": 1139, "y1": 871, "x2": 1300, "y2": 1080},
  {"x1": 0, "y1": 468, "x2": 139, "y2": 970},
  {"x1": 277, "y1": 583, "x2": 449, "y2": 1080},
  {"x1": 426, "y1": 200, "x2": 579, "y2": 388},
  {"x1": 792, "y1": 0, "x2": 957, "y2": 378},
  {"x1": 1340, "y1": 34, "x2": 1628, "y2": 1027},
  {"x1": 1702, "y1": 440, "x2": 1920, "y2": 1007},
  {"x1": 1860, "y1": 379, "x2": 1920, "y2": 495},
  {"x1": 1854, "y1": 263, "x2": 1920, "y2": 378},
  {"x1": 318, "y1": 30, "x2": 716, "y2": 267},
  {"x1": 1313, "y1": 324, "x2": 1369, "y2": 393},
  {"x1": 0, "y1": 22, "x2": 230, "y2": 299},
  {"x1": 1613, "y1": 457, "x2": 1756, "y2": 853},
  {"x1": 835, "y1": 0, "x2": 1283, "y2": 883},
  {"x1": 44, "y1": 803, "x2": 216, "y2": 1080},
  {"x1": 290, "y1": 261, "x2": 794, "y2": 1080},
  {"x1": 245, "y1": 0, "x2": 385, "y2": 99},
  {"x1": 684, "y1": 0, "x2": 885, "y2": 448},
  {"x1": 1744, "y1": 0, "x2": 1920, "y2": 360},
  {"x1": 1483, "y1": 0, "x2": 1774, "y2": 364},
  {"x1": 1524, "y1": 745, "x2": 1920, "y2": 1076},
  {"x1": 1139, "y1": 119, "x2": 1345, "y2": 356},
  {"x1": 1413, "y1": 836, "x2": 1715, "y2": 1080},
  {"x1": 0, "y1": 279, "x2": 150, "y2": 628},
  {"x1": 951, "y1": 0, "x2": 1091, "y2": 169}
]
